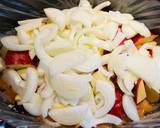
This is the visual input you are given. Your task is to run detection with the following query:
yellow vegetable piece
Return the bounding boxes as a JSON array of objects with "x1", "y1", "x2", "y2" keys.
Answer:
[
  {"x1": 145, "y1": 84, "x2": 159, "y2": 103},
  {"x1": 135, "y1": 35, "x2": 158, "y2": 46}
]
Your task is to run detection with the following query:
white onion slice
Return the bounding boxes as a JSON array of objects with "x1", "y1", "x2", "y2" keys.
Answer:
[
  {"x1": 74, "y1": 53, "x2": 101, "y2": 73},
  {"x1": 1, "y1": 36, "x2": 32, "y2": 51},
  {"x1": 103, "y1": 22, "x2": 119, "y2": 40},
  {"x1": 122, "y1": 94, "x2": 139, "y2": 121},
  {"x1": 98, "y1": 66, "x2": 113, "y2": 78},
  {"x1": 129, "y1": 20, "x2": 151, "y2": 37},
  {"x1": 16, "y1": 20, "x2": 42, "y2": 31},
  {"x1": 126, "y1": 55, "x2": 160, "y2": 93},
  {"x1": 71, "y1": 8, "x2": 93, "y2": 27},
  {"x1": 2, "y1": 69, "x2": 23, "y2": 95},
  {"x1": 79, "y1": 0, "x2": 92, "y2": 9},
  {"x1": 49, "y1": 50, "x2": 86, "y2": 75},
  {"x1": 50, "y1": 73, "x2": 90, "y2": 100},
  {"x1": 94, "y1": 1, "x2": 111, "y2": 11},
  {"x1": 95, "y1": 80, "x2": 115, "y2": 118},
  {"x1": 108, "y1": 11, "x2": 133, "y2": 24},
  {"x1": 18, "y1": 18, "x2": 46, "y2": 25},
  {"x1": 40, "y1": 83, "x2": 53, "y2": 98},
  {"x1": 21, "y1": 68, "x2": 38, "y2": 103},
  {"x1": 117, "y1": 77, "x2": 133, "y2": 96},
  {"x1": 44, "y1": 8, "x2": 66, "y2": 28},
  {"x1": 49, "y1": 104, "x2": 89, "y2": 125},
  {"x1": 45, "y1": 39, "x2": 73, "y2": 56},
  {"x1": 93, "y1": 114, "x2": 122, "y2": 126},
  {"x1": 112, "y1": 28, "x2": 126, "y2": 48},
  {"x1": 122, "y1": 24, "x2": 137, "y2": 39},
  {"x1": 17, "y1": 30, "x2": 31, "y2": 44},
  {"x1": 41, "y1": 96, "x2": 54, "y2": 118},
  {"x1": 23, "y1": 93, "x2": 43, "y2": 116}
]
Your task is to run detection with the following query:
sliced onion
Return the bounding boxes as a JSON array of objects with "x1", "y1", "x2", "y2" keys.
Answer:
[
  {"x1": 35, "y1": 28, "x2": 56, "y2": 65},
  {"x1": 98, "y1": 66, "x2": 113, "y2": 78},
  {"x1": 44, "y1": 8, "x2": 66, "y2": 28},
  {"x1": 74, "y1": 52, "x2": 101, "y2": 73},
  {"x1": 94, "y1": 1, "x2": 111, "y2": 11},
  {"x1": 122, "y1": 24, "x2": 137, "y2": 39},
  {"x1": 108, "y1": 11, "x2": 133, "y2": 25},
  {"x1": 23, "y1": 93, "x2": 43, "y2": 116},
  {"x1": 16, "y1": 20, "x2": 42, "y2": 31},
  {"x1": 41, "y1": 96, "x2": 54, "y2": 118},
  {"x1": 50, "y1": 73, "x2": 90, "y2": 100},
  {"x1": 29, "y1": 49, "x2": 36, "y2": 59},
  {"x1": 79, "y1": 0, "x2": 92, "y2": 9},
  {"x1": 49, "y1": 104, "x2": 89, "y2": 125},
  {"x1": 17, "y1": 30, "x2": 32, "y2": 44},
  {"x1": 93, "y1": 114, "x2": 122, "y2": 126},
  {"x1": 129, "y1": 20, "x2": 151, "y2": 37},
  {"x1": 122, "y1": 94, "x2": 139, "y2": 121},
  {"x1": 126, "y1": 55, "x2": 160, "y2": 93},
  {"x1": 18, "y1": 18, "x2": 46, "y2": 25},
  {"x1": 40, "y1": 84, "x2": 53, "y2": 98},
  {"x1": 21, "y1": 68, "x2": 38, "y2": 103},
  {"x1": 112, "y1": 28, "x2": 126, "y2": 48},
  {"x1": 103, "y1": 22, "x2": 119, "y2": 40},
  {"x1": 49, "y1": 50, "x2": 86, "y2": 75},
  {"x1": 45, "y1": 39, "x2": 73, "y2": 56},
  {"x1": 79, "y1": 36, "x2": 112, "y2": 51},
  {"x1": 95, "y1": 80, "x2": 115, "y2": 118},
  {"x1": 117, "y1": 77, "x2": 133, "y2": 96},
  {"x1": 71, "y1": 8, "x2": 93, "y2": 27},
  {"x1": 123, "y1": 71, "x2": 137, "y2": 93},
  {"x1": 1, "y1": 36, "x2": 32, "y2": 51},
  {"x1": 2, "y1": 69, "x2": 23, "y2": 95}
]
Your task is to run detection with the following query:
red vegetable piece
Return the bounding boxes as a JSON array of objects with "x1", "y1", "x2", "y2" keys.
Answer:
[
  {"x1": 109, "y1": 89, "x2": 125, "y2": 117},
  {"x1": 5, "y1": 51, "x2": 36, "y2": 69}
]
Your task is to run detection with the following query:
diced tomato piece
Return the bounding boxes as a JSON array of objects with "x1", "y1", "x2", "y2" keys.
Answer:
[
  {"x1": 132, "y1": 34, "x2": 144, "y2": 43},
  {"x1": 109, "y1": 89, "x2": 125, "y2": 117},
  {"x1": 5, "y1": 51, "x2": 37, "y2": 69}
]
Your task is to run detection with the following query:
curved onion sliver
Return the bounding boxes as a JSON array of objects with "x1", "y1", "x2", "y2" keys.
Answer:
[
  {"x1": 1, "y1": 36, "x2": 32, "y2": 51},
  {"x1": 129, "y1": 20, "x2": 151, "y2": 37},
  {"x1": 95, "y1": 80, "x2": 115, "y2": 118},
  {"x1": 2, "y1": 69, "x2": 23, "y2": 95},
  {"x1": 79, "y1": 0, "x2": 92, "y2": 9},
  {"x1": 108, "y1": 11, "x2": 133, "y2": 25},
  {"x1": 21, "y1": 68, "x2": 38, "y2": 103},
  {"x1": 49, "y1": 50, "x2": 86, "y2": 75},
  {"x1": 49, "y1": 104, "x2": 89, "y2": 125},
  {"x1": 35, "y1": 25, "x2": 58, "y2": 65},
  {"x1": 41, "y1": 96, "x2": 54, "y2": 118},
  {"x1": 18, "y1": 18, "x2": 46, "y2": 25},
  {"x1": 122, "y1": 94, "x2": 139, "y2": 121},
  {"x1": 126, "y1": 55, "x2": 160, "y2": 93},
  {"x1": 71, "y1": 8, "x2": 93, "y2": 27},
  {"x1": 74, "y1": 53, "x2": 101, "y2": 73},
  {"x1": 94, "y1": 1, "x2": 111, "y2": 11},
  {"x1": 45, "y1": 39, "x2": 73, "y2": 56},
  {"x1": 117, "y1": 77, "x2": 133, "y2": 96},
  {"x1": 122, "y1": 24, "x2": 137, "y2": 39},
  {"x1": 103, "y1": 22, "x2": 119, "y2": 40},
  {"x1": 23, "y1": 93, "x2": 43, "y2": 116},
  {"x1": 50, "y1": 73, "x2": 90, "y2": 100},
  {"x1": 93, "y1": 114, "x2": 122, "y2": 126},
  {"x1": 44, "y1": 8, "x2": 66, "y2": 28}
]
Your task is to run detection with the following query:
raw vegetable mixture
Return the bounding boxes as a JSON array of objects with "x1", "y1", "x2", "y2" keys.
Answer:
[{"x1": 0, "y1": 0, "x2": 159, "y2": 127}]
